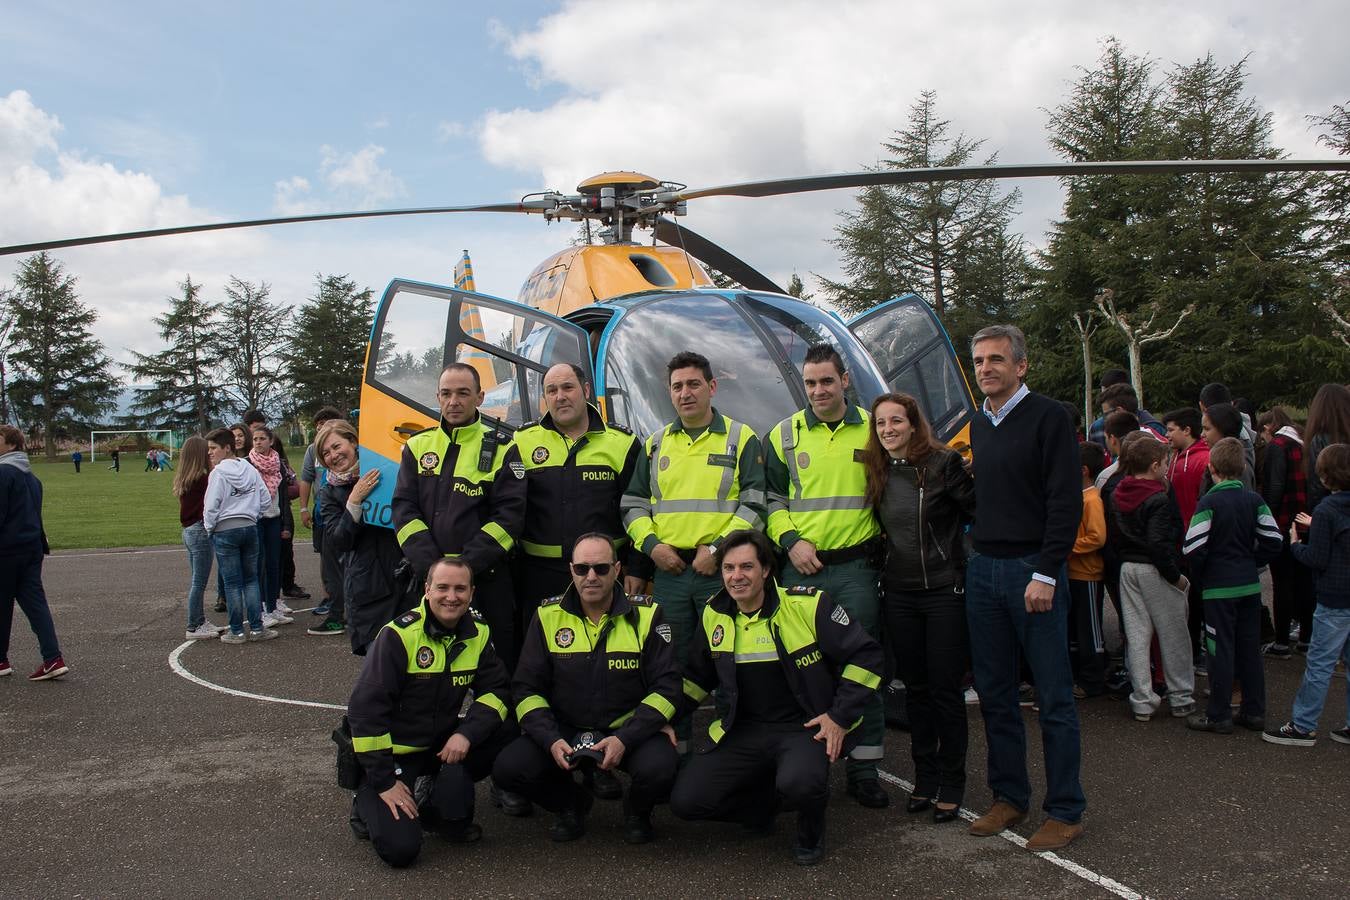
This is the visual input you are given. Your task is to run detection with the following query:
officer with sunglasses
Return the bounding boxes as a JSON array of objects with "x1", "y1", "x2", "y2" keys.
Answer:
[{"x1": 492, "y1": 533, "x2": 681, "y2": 845}]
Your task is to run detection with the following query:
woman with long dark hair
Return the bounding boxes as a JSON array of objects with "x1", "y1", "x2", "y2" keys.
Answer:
[
  {"x1": 174, "y1": 436, "x2": 223, "y2": 640},
  {"x1": 311, "y1": 419, "x2": 403, "y2": 653},
  {"x1": 248, "y1": 425, "x2": 290, "y2": 628},
  {"x1": 1304, "y1": 384, "x2": 1350, "y2": 513},
  {"x1": 862, "y1": 392, "x2": 975, "y2": 823}
]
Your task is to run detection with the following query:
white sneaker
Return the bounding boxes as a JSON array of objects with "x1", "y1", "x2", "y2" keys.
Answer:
[
  {"x1": 220, "y1": 631, "x2": 247, "y2": 645},
  {"x1": 275, "y1": 599, "x2": 294, "y2": 615},
  {"x1": 248, "y1": 627, "x2": 279, "y2": 642},
  {"x1": 964, "y1": 687, "x2": 980, "y2": 705},
  {"x1": 263, "y1": 611, "x2": 294, "y2": 627},
  {"x1": 186, "y1": 622, "x2": 222, "y2": 640}
]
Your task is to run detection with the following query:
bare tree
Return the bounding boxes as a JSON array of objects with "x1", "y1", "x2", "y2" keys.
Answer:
[
  {"x1": 1070, "y1": 307, "x2": 1102, "y2": 431},
  {"x1": 1094, "y1": 288, "x2": 1195, "y2": 408}
]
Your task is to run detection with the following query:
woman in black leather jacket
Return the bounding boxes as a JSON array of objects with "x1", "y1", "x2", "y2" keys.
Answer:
[
  {"x1": 315, "y1": 419, "x2": 405, "y2": 655},
  {"x1": 863, "y1": 392, "x2": 975, "y2": 823}
]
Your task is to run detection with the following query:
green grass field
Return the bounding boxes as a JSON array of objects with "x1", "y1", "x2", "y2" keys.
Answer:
[{"x1": 29, "y1": 456, "x2": 312, "y2": 550}]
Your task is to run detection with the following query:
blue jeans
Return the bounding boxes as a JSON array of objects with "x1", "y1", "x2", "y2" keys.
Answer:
[
  {"x1": 182, "y1": 523, "x2": 214, "y2": 630},
  {"x1": 212, "y1": 525, "x2": 263, "y2": 634},
  {"x1": 1291, "y1": 604, "x2": 1350, "y2": 732},
  {"x1": 256, "y1": 516, "x2": 282, "y2": 613},
  {"x1": 966, "y1": 552, "x2": 1085, "y2": 824},
  {"x1": 0, "y1": 548, "x2": 62, "y2": 663}
]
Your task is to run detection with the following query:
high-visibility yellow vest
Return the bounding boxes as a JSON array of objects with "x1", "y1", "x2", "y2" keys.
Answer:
[{"x1": 765, "y1": 406, "x2": 879, "y2": 551}]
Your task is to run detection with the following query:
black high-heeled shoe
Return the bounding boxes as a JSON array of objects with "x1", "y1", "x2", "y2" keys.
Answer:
[
  {"x1": 906, "y1": 795, "x2": 933, "y2": 814},
  {"x1": 932, "y1": 804, "x2": 960, "y2": 824}
]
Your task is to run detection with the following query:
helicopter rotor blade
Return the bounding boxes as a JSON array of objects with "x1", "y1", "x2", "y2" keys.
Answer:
[
  {"x1": 653, "y1": 217, "x2": 785, "y2": 294},
  {"x1": 0, "y1": 201, "x2": 553, "y2": 257},
  {"x1": 668, "y1": 159, "x2": 1350, "y2": 202}
]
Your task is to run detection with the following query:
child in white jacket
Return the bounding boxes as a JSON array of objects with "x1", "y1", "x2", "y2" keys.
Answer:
[{"x1": 204, "y1": 429, "x2": 274, "y2": 643}]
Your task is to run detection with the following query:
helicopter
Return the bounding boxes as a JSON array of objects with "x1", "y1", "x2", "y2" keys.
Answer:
[{"x1": 5, "y1": 158, "x2": 1347, "y2": 528}]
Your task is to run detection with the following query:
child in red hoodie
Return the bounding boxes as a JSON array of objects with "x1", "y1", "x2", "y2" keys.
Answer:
[{"x1": 1108, "y1": 438, "x2": 1195, "y2": 721}]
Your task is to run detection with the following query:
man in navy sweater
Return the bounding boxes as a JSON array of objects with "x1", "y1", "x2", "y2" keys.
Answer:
[{"x1": 964, "y1": 325, "x2": 1085, "y2": 852}]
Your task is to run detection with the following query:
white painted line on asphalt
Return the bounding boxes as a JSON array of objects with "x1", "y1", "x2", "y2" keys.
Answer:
[
  {"x1": 56, "y1": 547, "x2": 188, "y2": 559},
  {"x1": 876, "y1": 769, "x2": 1148, "y2": 900},
  {"x1": 168, "y1": 640, "x2": 347, "y2": 711}
]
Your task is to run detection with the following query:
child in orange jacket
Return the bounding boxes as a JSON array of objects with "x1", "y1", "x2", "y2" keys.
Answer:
[{"x1": 1069, "y1": 442, "x2": 1109, "y2": 697}]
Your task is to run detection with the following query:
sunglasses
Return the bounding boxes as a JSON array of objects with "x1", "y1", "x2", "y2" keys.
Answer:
[{"x1": 570, "y1": 562, "x2": 613, "y2": 576}]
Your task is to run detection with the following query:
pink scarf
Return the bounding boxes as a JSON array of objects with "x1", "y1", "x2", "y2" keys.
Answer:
[{"x1": 249, "y1": 447, "x2": 281, "y2": 497}]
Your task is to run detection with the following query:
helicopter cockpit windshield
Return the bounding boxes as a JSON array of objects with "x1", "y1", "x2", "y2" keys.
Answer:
[{"x1": 600, "y1": 292, "x2": 886, "y2": 440}]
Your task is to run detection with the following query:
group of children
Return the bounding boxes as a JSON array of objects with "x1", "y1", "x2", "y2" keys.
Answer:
[{"x1": 1066, "y1": 406, "x2": 1349, "y2": 747}]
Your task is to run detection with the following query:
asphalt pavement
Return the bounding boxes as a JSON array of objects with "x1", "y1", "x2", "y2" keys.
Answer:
[{"x1": 1, "y1": 545, "x2": 1346, "y2": 899}]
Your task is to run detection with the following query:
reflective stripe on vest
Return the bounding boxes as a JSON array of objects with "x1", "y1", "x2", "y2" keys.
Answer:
[{"x1": 639, "y1": 415, "x2": 759, "y2": 548}]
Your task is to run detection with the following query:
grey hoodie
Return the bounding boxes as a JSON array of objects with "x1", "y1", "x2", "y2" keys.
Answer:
[
  {"x1": 0, "y1": 449, "x2": 32, "y2": 473},
  {"x1": 203, "y1": 457, "x2": 270, "y2": 533}
]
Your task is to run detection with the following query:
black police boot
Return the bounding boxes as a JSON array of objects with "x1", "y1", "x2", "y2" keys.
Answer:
[
  {"x1": 437, "y1": 818, "x2": 483, "y2": 844},
  {"x1": 349, "y1": 796, "x2": 370, "y2": 841},
  {"x1": 846, "y1": 777, "x2": 891, "y2": 809},
  {"x1": 622, "y1": 813, "x2": 655, "y2": 845},
  {"x1": 587, "y1": 767, "x2": 624, "y2": 801},
  {"x1": 549, "y1": 791, "x2": 592, "y2": 843},
  {"x1": 792, "y1": 807, "x2": 826, "y2": 866},
  {"x1": 490, "y1": 780, "x2": 533, "y2": 817}
]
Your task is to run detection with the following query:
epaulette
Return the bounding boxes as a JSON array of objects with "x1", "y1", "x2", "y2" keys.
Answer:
[
  {"x1": 786, "y1": 585, "x2": 819, "y2": 596},
  {"x1": 393, "y1": 609, "x2": 422, "y2": 628},
  {"x1": 409, "y1": 424, "x2": 438, "y2": 438},
  {"x1": 470, "y1": 607, "x2": 485, "y2": 622},
  {"x1": 517, "y1": 420, "x2": 540, "y2": 431},
  {"x1": 539, "y1": 595, "x2": 564, "y2": 607},
  {"x1": 627, "y1": 593, "x2": 654, "y2": 606},
  {"x1": 609, "y1": 421, "x2": 633, "y2": 436}
]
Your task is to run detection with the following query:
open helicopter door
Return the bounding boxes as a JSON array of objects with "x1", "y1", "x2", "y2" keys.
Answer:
[
  {"x1": 355, "y1": 279, "x2": 594, "y2": 528},
  {"x1": 847, "y1": 295, "x2": 976, "y2": 452}
]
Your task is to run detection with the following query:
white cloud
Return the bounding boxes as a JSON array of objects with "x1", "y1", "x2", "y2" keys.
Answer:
[
  {"x1": 479, "y1": 0, "x2": 1350, "y2": 291},
  {"x1": 273, "y1": 144, "x2": 405, "y2": 215},
  {"x1": 436, "y1": 120, "x2": 467, "y2": 142},
  {"x1": 0, "y1": 89, "x2": 60, "y2": 170}
]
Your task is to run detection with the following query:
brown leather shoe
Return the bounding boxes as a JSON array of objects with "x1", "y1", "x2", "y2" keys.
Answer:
[
  {"x1": 1026, "y1": 818, "x2": 1084, "y2": 852},
  {"x1": 968, "y1": 801, "x2": 1026, "y2": 837}
]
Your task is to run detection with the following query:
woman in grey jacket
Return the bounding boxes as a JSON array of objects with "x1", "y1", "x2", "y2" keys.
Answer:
[{"x1": 863, "y1": 392, "x2": 975, "y2": 823}]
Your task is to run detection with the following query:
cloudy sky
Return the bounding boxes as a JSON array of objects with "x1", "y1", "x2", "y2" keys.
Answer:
[{"x1": 2, "y1": 0, "x2": 1346, "y2": 365}]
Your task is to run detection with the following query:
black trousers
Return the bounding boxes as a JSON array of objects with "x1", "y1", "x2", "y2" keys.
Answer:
[
  {"x1": 1067, "y1": 579, "x2": 1107, "y2": 696},
  {"x1": 320, "y1": 524, "x2": 345, "y2": 622},
  {"x1": 512, "y1": 556, "x2": 571, "y2": 659},
  {"x1": 492, "y1": 729, "x2": 677, "y2": 816},
  {"x1": 884, "y1": 584, "x2": 969, "y2": 806},
  {"x1": 669, "y1": 722, "x2": 828, "y2": 822},
  {"x1": 470, "y1": 565, "x2": 517, "y2": 672},
  {"x1": 1271, "y1": 542, "x2": 1314, "y2": 645},
  {"x1": 1203, "y1": 594, "x2": 1265, "y2": 722},
  {"x1": 354, "y1": 723, "x2": 514, "y2": 868}
]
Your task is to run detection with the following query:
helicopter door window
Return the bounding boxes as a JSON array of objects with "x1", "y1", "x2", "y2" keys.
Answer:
[
  {"x1": 851, "y1": 300, "x2": 937, "y2": 378},
  {"x1": 917, "y1": 343, "x2": 967, "y2": 436},
  {"x1": 370, "y1": 286, "x2": 451, "y2": 415}
]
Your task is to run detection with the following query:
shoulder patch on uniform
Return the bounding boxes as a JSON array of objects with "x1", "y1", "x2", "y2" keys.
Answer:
[
  {"x1": 508, "y1": 461, "x2": 526, "y2": 479},
  {"x1": 786, "y1": 585, "x2": 819, "y2": 596},
  {"x1": 609, "y1": 422, "x2": 633, "y2": 436},
  {"x1": 539, "y1": 595, "x2": 563, "y2": 607},
  {"x1": 654, "y1": 623, "x2": 672, "y2": 643},
  {"x1": 627, "y1": 593, "x2": 653, "y2": 606},
  {"x1": 830, "y1": 605, "x2": 850, "y2": 625},
  {"x1": 394, "y1": 609, "x2": 422, "y2": 628}
]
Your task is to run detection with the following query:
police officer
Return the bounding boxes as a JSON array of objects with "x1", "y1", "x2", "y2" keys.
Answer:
[
  {"x1": 492, "y1": 533, "x2": 681, "y2": 844},
  {"x1": 764, "y1": 344, "x2": 888, "y2": 808},
  {"x1": 512, "y1": 363, "x2": 647, "y2": 640},
  {"x1": 621, "y1": 350, "x2": 765, "y2": 749},
  {"x1": 346, "y1": 559, "x2": 515, "y2": 868},
  {"x1": 669, "y1": 530, "x2": 884, "y2": 866},
  {"x1": 391, "y1": 362, "x2": 526, "y2": 669}
]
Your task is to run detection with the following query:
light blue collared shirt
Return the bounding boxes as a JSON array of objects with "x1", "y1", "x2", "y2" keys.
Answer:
[{"x1": 981, "y1": 382, "x2": 1029, "y2": 427}]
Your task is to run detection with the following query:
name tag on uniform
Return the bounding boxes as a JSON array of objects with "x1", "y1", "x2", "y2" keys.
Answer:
[{"x1": 706, "y1": 453, "x2": 737, "y2": 467}]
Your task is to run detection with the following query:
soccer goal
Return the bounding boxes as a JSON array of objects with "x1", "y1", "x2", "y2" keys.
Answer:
[{"x1": 90, "y1": 429, "x2": 176, "y2": 461}]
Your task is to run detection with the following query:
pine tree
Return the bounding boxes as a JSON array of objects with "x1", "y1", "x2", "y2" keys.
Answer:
[
  {"x1": 822, "y1": 90, "x2": 1024, "y2": 325},
  {"x1": 5, "y1": 252, "x2": 119, "y2": 458},
  {"x1": 1309, "y1": 103, "x2": 1350, "y2": 344},
  {"x1": 125, "y1": 276, "x2": 222, "y2": 434},
  {"x1": 282, "y1": 274, "x2": 376, "y2": 415},
  {"x1": 213, "y1": 276, "x2": 290, "y2": 419}
]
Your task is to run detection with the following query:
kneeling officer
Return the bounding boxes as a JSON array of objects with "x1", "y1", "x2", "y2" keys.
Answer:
[
  {"x1": 669, "y1": 529, "x2": 885, "y2": 866},
  {"x1": 493, "y1": 533, "x2": 681, "y2": 844},
  {"x1": 346, "y1": 558, "x2": 514, "y2": 867}
]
